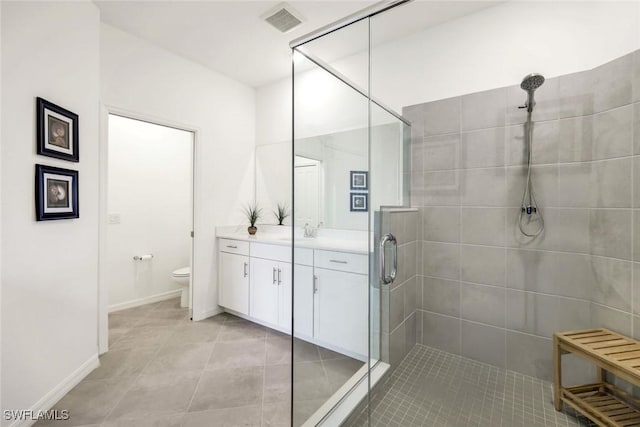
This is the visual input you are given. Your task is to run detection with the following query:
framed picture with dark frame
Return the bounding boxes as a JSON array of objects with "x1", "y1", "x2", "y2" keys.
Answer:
[
  {"x1": 350, "y1": 171, "x2": 368, "y2": 191},
  {"x1": 35, "y1": 164, "x2": 79, "y2": 221},
  {"x1": 350, "y1": 192, "x2": 368, "y2": 212},
  {"x1": 36, "y1": 97, "x2": 79, "y2": 162}
]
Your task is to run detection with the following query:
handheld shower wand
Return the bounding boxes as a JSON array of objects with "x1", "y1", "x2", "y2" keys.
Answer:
[
  {"x1": 518, "y1": 73, "x2": 545, "y2": 237},
  {"x1": 520, "y1": 73, "x2": 545, "y2": 112}
]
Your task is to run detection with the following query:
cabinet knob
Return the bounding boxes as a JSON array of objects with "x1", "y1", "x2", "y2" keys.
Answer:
[
  {"x1": 243, "y1": 262, "x2": 248, "y2": 278},
  {"x1": 313, "y1": 275, "x2": 318, "y2": 294},
  {"x1": 273, "y1": 267, "x2": 277, "y2": 284}
]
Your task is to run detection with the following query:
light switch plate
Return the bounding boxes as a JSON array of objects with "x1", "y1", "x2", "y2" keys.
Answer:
[{"x1": 108, "y1": 213, "x2": 121, "y2": 224}]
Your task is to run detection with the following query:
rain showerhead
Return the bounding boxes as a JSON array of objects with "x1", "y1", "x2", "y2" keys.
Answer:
[
  {"x1": 521, "y1": 73, "x2": 545, "y2": 92},
  {"x1": 520, "y1": 73, "x2": 545, "y2": 113}
]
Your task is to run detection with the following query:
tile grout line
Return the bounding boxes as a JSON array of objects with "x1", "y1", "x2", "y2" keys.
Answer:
[
  {"x1": 181, "y1": 315, "x2": 225, "y2": 424},
  {"x1": 457, "y1": 96, "x2": 463, "y2": 357}
]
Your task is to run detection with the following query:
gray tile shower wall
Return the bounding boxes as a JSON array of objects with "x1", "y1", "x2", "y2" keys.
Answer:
[
  {"x1": 379, "y1": 209, "x2": 419, "y2": 368},
  {"x1": 403, "y1": 48, "x2": 640, "y2": 383}
]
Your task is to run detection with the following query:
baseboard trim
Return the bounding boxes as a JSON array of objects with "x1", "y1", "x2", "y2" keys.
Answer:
[
  {"x1": 108, "y1": 289, "x2": 182, "y2": 313},
  {"x1": 9, "y1": 354, "x2": 99, "y2": 427},
  {"x1": 193, "y1": 306, "x2": 224, "y2": 321}
]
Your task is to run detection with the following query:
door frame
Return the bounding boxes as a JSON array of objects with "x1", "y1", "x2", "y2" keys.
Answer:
[
  {"x1": 98, "y1": 104, "x2": 200, "y2": 354},
  {"x1": 293, "y1": 155, "x2": 324, "y2": 227}
]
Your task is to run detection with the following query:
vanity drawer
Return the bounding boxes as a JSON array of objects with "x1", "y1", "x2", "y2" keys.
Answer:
[
  {"x1": 293, "y1": 248, "x2": 313, "y2": 266},
  {"x1": 251, "y1": 242, "x2": 291, "y2": 263},
  {"x1": 219, "y1": 239, "x2": 249, "y2": 256},
  {"x1": 314, "y1": 250, "x2": 368, "y2": 275}
]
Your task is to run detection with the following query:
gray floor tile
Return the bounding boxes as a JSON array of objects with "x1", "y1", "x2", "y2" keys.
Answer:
[
  {"x1": 266, "y1": 335, "x2": 291, "y2": 366},
  {"x1": 108, "y1": 328, "x2": 130, "y2": 347},
  {"x1": 146, "y1": 307, "x2": 189, "y2": 321},
  {"x1": 319, "y1": 346, "x2": 349, "y2": 361},
  {"x1": 323, "y1": 358, "x2": 364, "y2": 390},
  {"x1": 39, "y1": 300, "x2": 366, "y2": 427},
  {"x1": 262, "y1": 401, "x2": 291, "y2": 427},
  {"x1": 264, "y1": 364, "x2": 292, "y2": 404},
  {"x1": 293, "y1": 361, "x2": 332, "y2": 401},
  {"x1": 217, "y1": 320, "x2": 267, "y2": 342},
  {"x1": 107, "y1": 314, "x2": 141, "y2": 329},
  {"x1": 182, "y1": 406, "x2": 261, "y2": 427},
  {"x1": 36, "y1": 377, "x2": 134, "y2": 426},
  {"x1": 166, "y1": 321, "x2": 221, "y2": 346},
  {"x1": 134, "y1": 315, "x2": 184, "y2": 329},
  {"x1": 100, "y1": 413, "x2": 184, "y2": 427},
  {"x1": 293, "y1": 339, "x2": 321, "y2": 362},
  {"x1": 348, "y1": 344, "x2": 593, "y2": 427},
  {"x1": 292, "y1": 399, "x2": 327, "y2": 427},
  {"x1": 150, "y1": 299, "x2": 184, "y2": 311},
  {"x1": 106, "y1": 371, "x2": 200, "y2": 420},
  {"x1": 109, "y1": 326, "x2": 173, "y2": 350},
  {"x1": 206, "y1": 338, "x2": 266, "y2": 370},
  {"x1": 142, "y1": 342, "x2": 212, "y2": 375},
  {"x1": 188, "y1": 367, "x2": 264, "y2": 412},
  {"x1": 86, "y1": 347, "x2": 158, "y2": 381}
]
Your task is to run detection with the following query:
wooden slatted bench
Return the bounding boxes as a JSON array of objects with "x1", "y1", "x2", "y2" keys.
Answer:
[{"x1": 554, "y1": 328, "x2": 640, "y2": 427}]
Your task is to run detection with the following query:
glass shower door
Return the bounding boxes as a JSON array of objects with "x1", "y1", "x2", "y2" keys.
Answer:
[
  {"x1": 291, "y1": 10, "x2": 411, "y2": 425},
  {"x1": 292, "y1": 24, "x2": 371, "y2": 425}
]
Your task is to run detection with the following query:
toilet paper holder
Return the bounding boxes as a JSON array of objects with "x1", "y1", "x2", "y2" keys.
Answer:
[{"x1": 133, "y1": 254, "x2": 154, "y2": 261}]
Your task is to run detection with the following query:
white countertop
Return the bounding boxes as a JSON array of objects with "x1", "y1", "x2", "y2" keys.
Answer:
[{"x1": 216, "y1": 226, "x2": 370, "y2": 254}]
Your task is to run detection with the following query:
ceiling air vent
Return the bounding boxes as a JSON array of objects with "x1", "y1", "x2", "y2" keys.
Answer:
[{"x1": 262, "y1": 2, "x2": 304, "y2": 34}]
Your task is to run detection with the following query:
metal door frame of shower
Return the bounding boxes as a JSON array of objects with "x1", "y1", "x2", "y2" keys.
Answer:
[
  {"x1": 289, "y1": 0, "x2": 412, "y2": 49},
  {"x1": 290, "y1": 1, "x2": 414, "y2": 425}
]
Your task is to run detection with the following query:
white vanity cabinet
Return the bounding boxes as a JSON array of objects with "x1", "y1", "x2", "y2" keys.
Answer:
[
  {"x1": 218, "y1": 239, "x2": 250, "y2": 315},
  {"x1": 314, "y1": 250, "x2": 368, "y2": 357},
  {"x1": 217, "y1": 237, "x2": 367, "y2": 360},
  {"x1": 293, "y1": 264, "x2": 314, "y2": 339},
  {"x1": 250, "y1": 257, "x2": 292, "y2": 331},
  {"x1": 249, "y1": 242, "x2": 294, "y2": 331}
]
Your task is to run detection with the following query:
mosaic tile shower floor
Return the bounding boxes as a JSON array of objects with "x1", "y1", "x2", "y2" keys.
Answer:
[{"x1": 350, "y1": 345, "x2": 594, "y2": 427}]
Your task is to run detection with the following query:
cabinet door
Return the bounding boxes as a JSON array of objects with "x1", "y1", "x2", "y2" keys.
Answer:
[
  {"x1": 293, "y1": 264, "x2": 313, "y2": 339},
  {"x1": 219, "y1": 252, "x2": 249, "y2": 315},
  {"x1": 277, "y1": 262, "x2": 292, "y2": 332},
  {"x1": 315, "y1": 268, "x2": 368, "y2": 358},
  {"x1": 250, "y1": 257, "x2": 279, "y2": 325}
]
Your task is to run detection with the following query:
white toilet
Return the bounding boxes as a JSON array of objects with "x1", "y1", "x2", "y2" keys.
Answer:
[{"x1": 171, "y1": 267, "x2": 190, "y2": 308}]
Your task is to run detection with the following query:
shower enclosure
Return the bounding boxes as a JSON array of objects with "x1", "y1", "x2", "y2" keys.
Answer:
[
  {"x1": 291, "y1": 2, "x2": 414, "y2": 425},
  {"x1": 290, "y1": 0, "x2": 640, "y2": 425}
]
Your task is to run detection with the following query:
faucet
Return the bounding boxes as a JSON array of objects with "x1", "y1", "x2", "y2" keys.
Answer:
[
  {"x1": 303, "y1": 222, "x2": 322, "y2": 238},
  {"x1": 303, "y1": 223, "x2": 314, "y2": 238}
]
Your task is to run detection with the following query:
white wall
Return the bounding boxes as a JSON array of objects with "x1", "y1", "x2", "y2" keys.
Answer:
[
  {"x1": 101, "y1": 24, "x2": 255, "y2": 321},
  {"x1": 1, "y1": 1, "x2": 100, "y2": 423},
  {"x1": 256, "y1": 1, "x2": 640, "y2": 152},
  {"x1": 255, "y1": 142, "x2": 291, "y2": 224},
  {"x1": 106, "y1": 116, "x2": 192, "y2": 310},
  {"x1": 367, "y1": 0, "x2": 640, "y2": 110}
]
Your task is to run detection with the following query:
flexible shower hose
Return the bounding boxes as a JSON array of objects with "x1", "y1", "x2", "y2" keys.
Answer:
[{"x1": 518, "y1": 111, "x2": 544, "y2": 237}]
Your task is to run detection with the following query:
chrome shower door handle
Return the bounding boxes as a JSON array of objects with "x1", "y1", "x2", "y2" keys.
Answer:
[{"x1": 380, "y1": 233, "x2": 397, "y2": 285}]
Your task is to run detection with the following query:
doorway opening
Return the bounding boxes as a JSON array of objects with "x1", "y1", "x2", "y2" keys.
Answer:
[{"x1": 101, "y1": 113, "x2": 195, "y2": 351}]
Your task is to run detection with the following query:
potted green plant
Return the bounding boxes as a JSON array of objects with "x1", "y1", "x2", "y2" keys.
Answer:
[
  {"x1": 274, "y1": 203, "x2": 290, "y2": 226},
  {"x1": 244, "y1": 203, "x2": 261, "y2": 235}
]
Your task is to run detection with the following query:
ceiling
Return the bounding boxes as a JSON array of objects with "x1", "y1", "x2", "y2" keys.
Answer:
[{"x1": 96, "y1": 1, "x2": 502, "y2": 88}]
